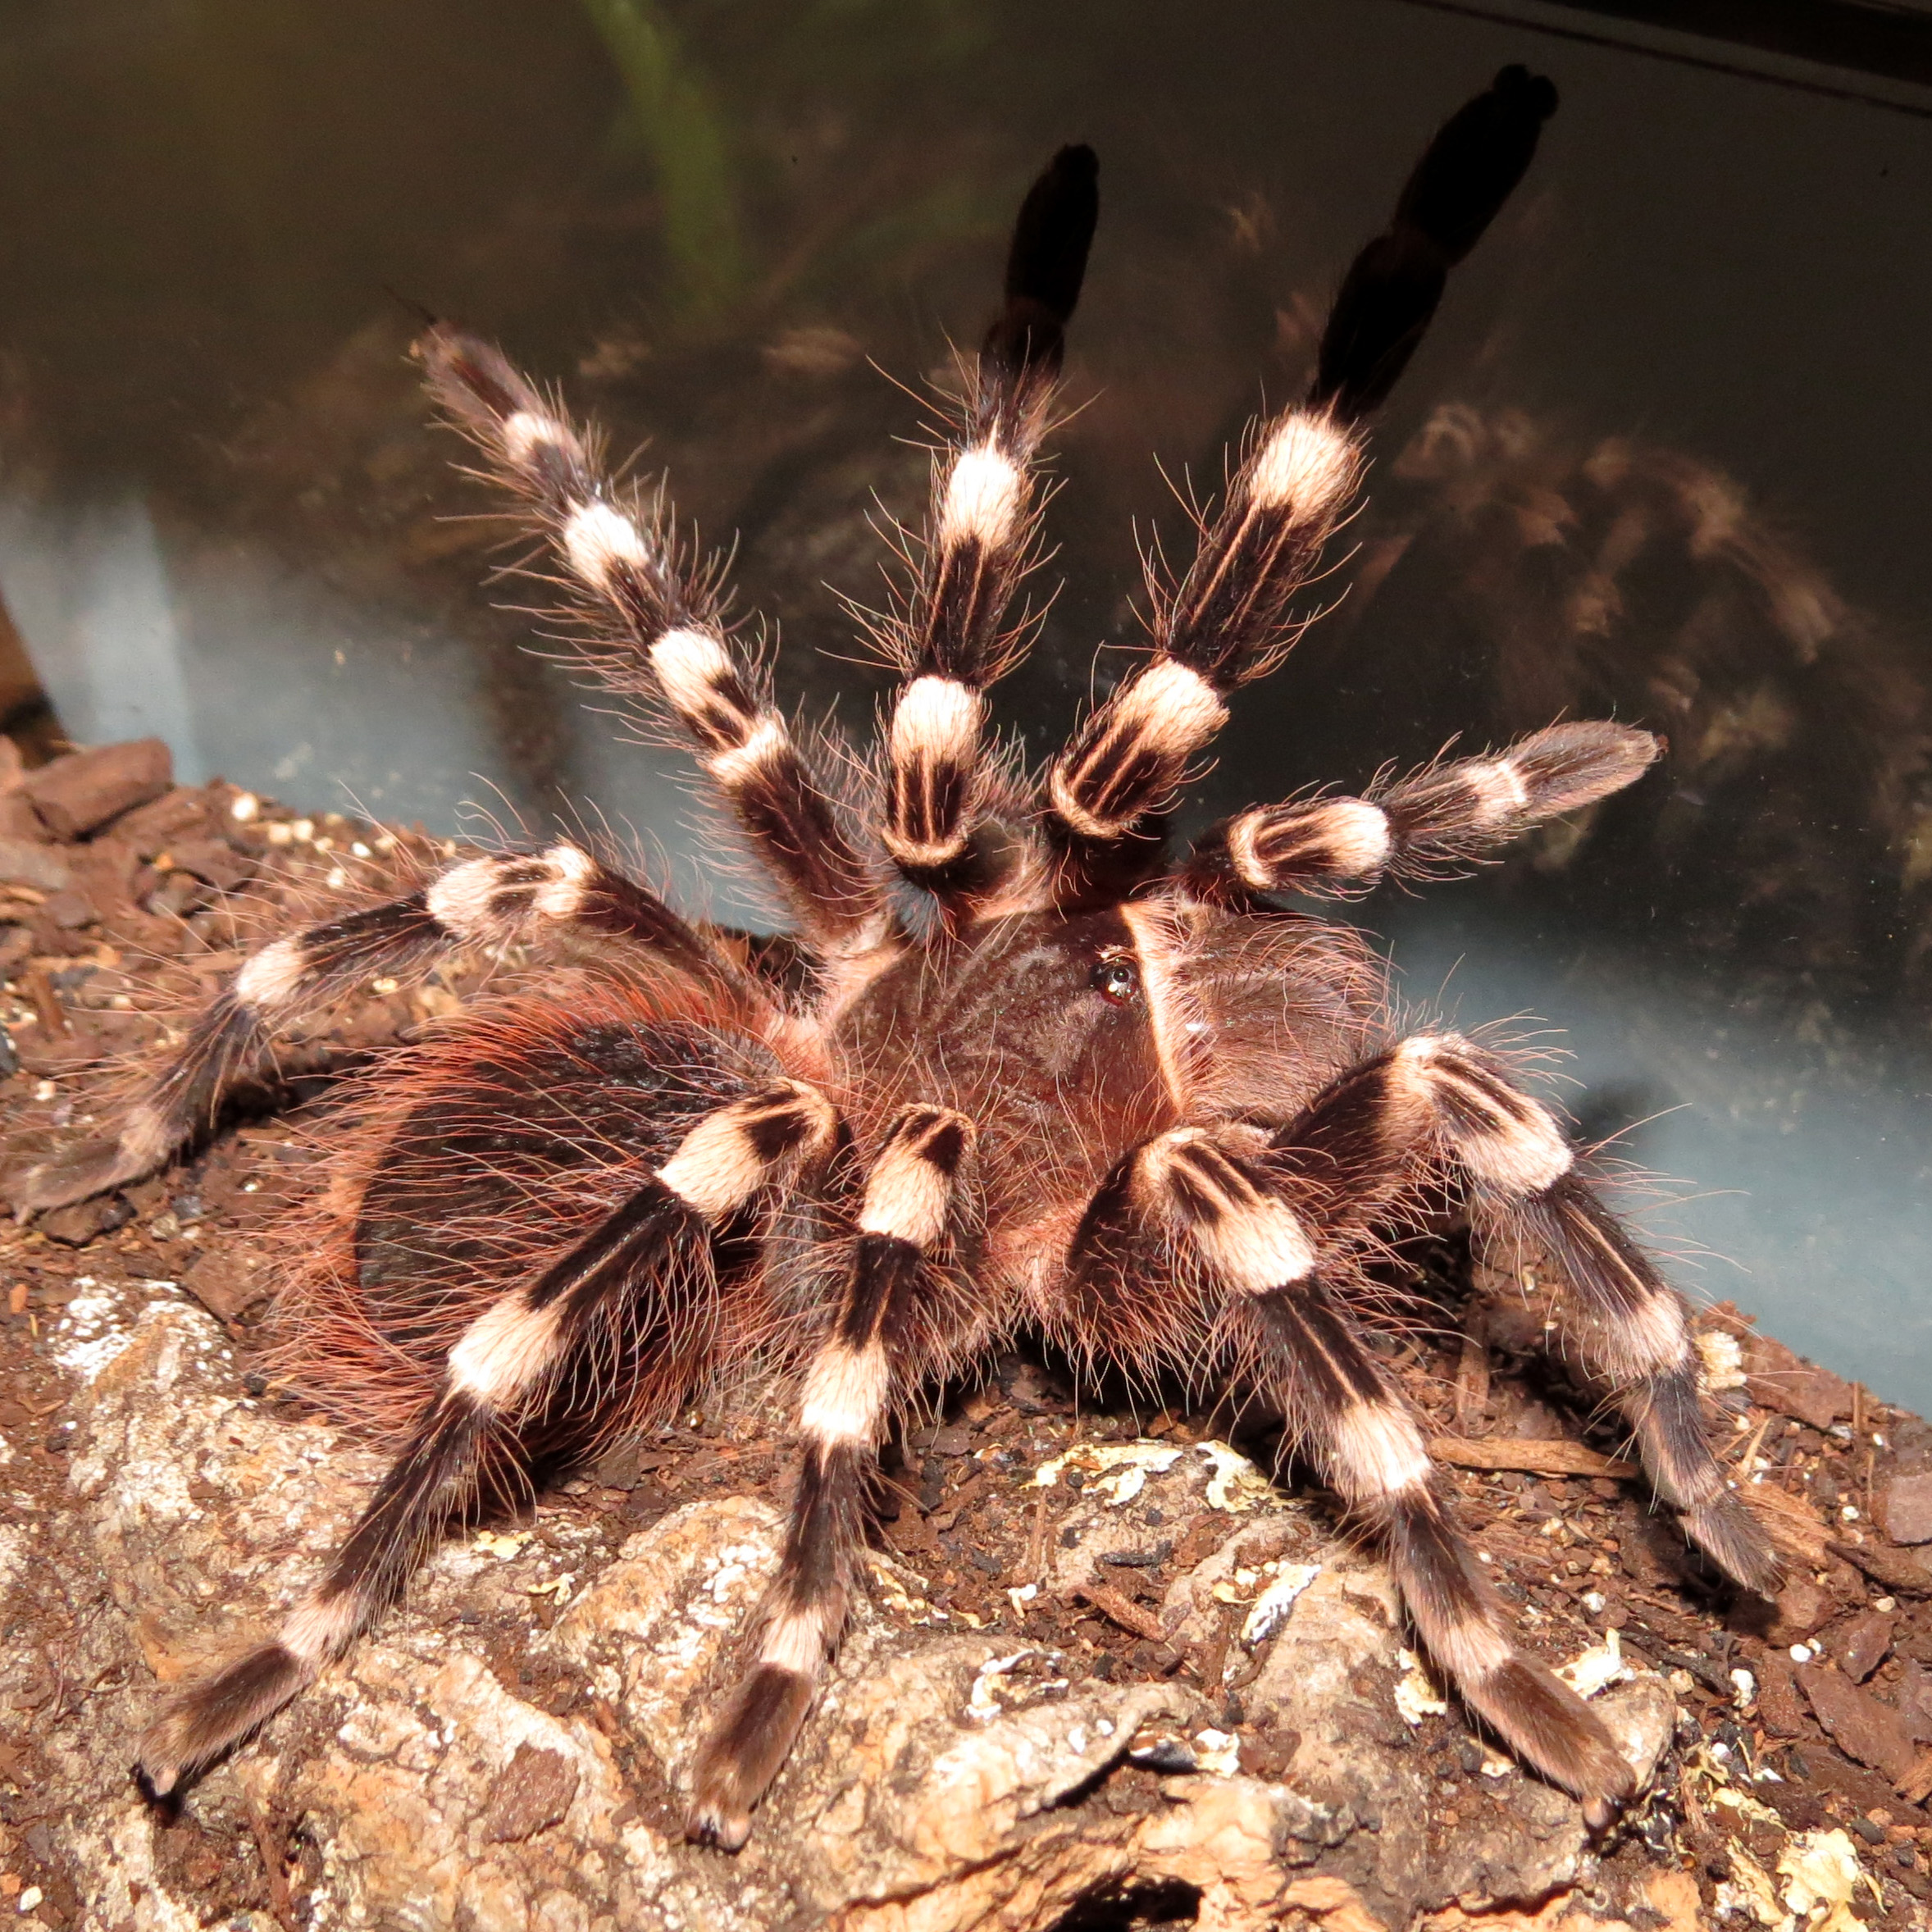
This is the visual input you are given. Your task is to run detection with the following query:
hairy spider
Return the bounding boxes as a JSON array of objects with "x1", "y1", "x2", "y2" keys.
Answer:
[{"x1": 21, "y1": 66, "x2": 1778, "y2": 1849}]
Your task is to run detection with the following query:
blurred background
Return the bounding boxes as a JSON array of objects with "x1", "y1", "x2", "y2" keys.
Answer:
[{"x1": 1, "y1": 0, "x2": 1929, "y2": 1398}]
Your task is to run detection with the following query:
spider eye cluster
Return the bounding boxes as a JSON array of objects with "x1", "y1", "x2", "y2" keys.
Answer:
[{"x1": 1090, "y1": 955, "x2": 1140, "y2": 1005}]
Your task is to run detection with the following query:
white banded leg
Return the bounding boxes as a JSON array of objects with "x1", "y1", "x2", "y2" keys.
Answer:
[
  {"x1": 418, "y1": 327, "x2": 885, "y2": 954},
  {"x1": 1041, "y1": 407, "x2": 1362, "y2": 886},
  {"x1": 878, "y1": 148, "x2": 1096, "y2": 902},
  {"x1": 686, "y1": 1104, "x2": 975, "y2": 1851},
  {"x1": 1117, "y1": 1124, "x2": 1636, "y2": 1825},
  {"x1": 136, "y1": 1082, "x2": 837, "y2": 1798},
  {"x1": 14, "y1": 844, "x2": 730, "y2": 1215},
  {"x1": 1187, "y1": 721, "x2": 1661, "y2": 902},
  {"x1": 1382, "y1": 1034, "x2": 1781, "y2": 1595}
]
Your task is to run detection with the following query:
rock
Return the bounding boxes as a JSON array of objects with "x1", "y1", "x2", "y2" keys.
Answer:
[
  {"x1": 1835, "y1": 1609, "x2": 1895, "y2": 1684},
  {"x1": 481, "y1": 1743, "x2": 582, "y2": 1843},
  {"x1": 1883, "y1": 1471, "x2": 1932, "y2": 1545},
  {"x1": 22, "y1": 737, "x2": 172, "y2": 839},
  {"x1": 0, "y1": 837, "x2": 72, "y2": 891},
  {"x1": 0, "y1": 1257, "x2": 1868, "y2": 1930},
  {"x1": 40, "y1": 887, "x2": 97, "y2": 931},
  {"x1": 1801, "y1": 1661, "x2": 1917, "y2": 1782},
  {"x1": 1768, "y1": 1577, "x2": 1830, "y2": 1645},
  {"x1": 181, "y1": 1247, "x2": 274, "y2": 1323},
  {"x1": 1743, "y1": 1332, "x2": 1853, "y2": 1430},
  {"x1": 166, "y1": 837, "x2": 258, "y2": 893},
  {"x1": 39, "y1": 1193, "x2": 134, "y2": 1246}
]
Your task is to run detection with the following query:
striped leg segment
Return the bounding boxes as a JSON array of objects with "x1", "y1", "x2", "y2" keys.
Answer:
[
  {"x1": 15, "y1": 845, "x2": 730, "y2": 1214},
  {"x1": 878, "y1": 146, "x2": 1096, "y2": 898},
  {"x1": 1044, "y1": 412, "x2": 1360, "y2": 858},
  {"x1": 1374, "y1": 1035, "x2": 1780, "y2": 1595},
  {"x1": 135, "y1": 1082, "x2": 837, "y2": 1796},
  {"x1": 687, "y1": 1104, "x2": 975, "y2": 1850},
  {"x1": 1187, "y1": 722, "x2": 1661, "y2": 902},
  {"x1": 419, "y1": 330, "x2": 883, "y2": 955},
  {"x1": 1104, "y1": 1126, "x2": 1635, "y2": 1825}
]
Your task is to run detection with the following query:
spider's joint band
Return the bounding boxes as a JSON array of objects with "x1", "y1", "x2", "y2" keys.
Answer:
[
  {"x1": 501, "y1": 408, "x2": 572, "y2": 467},
  {"x1": 1141, "y1": 1132, "x2": 1316, "y2": 1292},
  {"x1": 118, "y1": 1102, "x2": 176, "y2": 1169},
  {"x1": 1050, "y1": 658, "x2": 1229, "y2": 839},
  {"x1": 562, "y1": 499, "x2": 650, "y2": 588},
  {"x1": 797, "y1": 1342, "x2": 890, "y2": 1445},
  {"x1": 1393, "y1": 1036, "x2": 1573, "y2": 1196},
  {"x1": 534, "y1": 842, "x2": 598, "y2": 919},
  {"x1": 448, "y1": 1296, "x2": 562, "y2": 1403},
  {"x1": 1615, "y1": 1292, "x2": 1694, "y2": 1379},
  {"x1": 234, "y1": 936, "x2": 309, "y2": 1010},
  {"x1": 758, "y1": 1605, "x2": 834, "y2": 1675},
  {"x1": 280, "y1": 1591, "x2": 362, "y2": 1667},
  {"x1": 939, "y1": 443, "x2": 1026, "y2": 550},
  {"x1": 1428, "y1": 1604, "x2": 1515, "y2": 1683},
  {"x1": 891, "y1": 676, "x2": 986, "y2": 763},
  {"x1": 1329, "y1": 1400, "x2": 1433, "y2": 1501},
  {"x1": 704, "y1": 717, "x2": 789, "y2": 789},
  {"x1": 649, "y1": 626, "x2": 736, "y2": 713},
  {"x1": 1246, "y1": 410, "x2": 1360, "y2": 518},
  {"x1": 425, "y1": 856, "x2": 512, "y2": 941},
  {"x1": 1465, "y1": 757, "x2": 1531, "y2": 827},
  {"x1": 1229, "y1": 798, "x2": 1392, "y2": 887},
  {"x1": 657, "y1": 1083, "x2": 838, "y2": 1219},
  {"x1": 857, "y1": 1108, "x2": 973, "y2": 1247}
]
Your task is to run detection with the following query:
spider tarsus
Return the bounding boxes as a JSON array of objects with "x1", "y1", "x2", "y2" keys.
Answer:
[
  {"x1": 1684, "y1": 1491, "x2": 1785, "y2": 1598},
  {"x1": 686, "y1": 1662, "x2": 816, "y2": 1852},
  {"x1": 1470, "y1": 1656, "x2": 1637, "y2": 1821},
  {"x1": 135, "y1": 1640, "x2": 314, "y2": 1801}
]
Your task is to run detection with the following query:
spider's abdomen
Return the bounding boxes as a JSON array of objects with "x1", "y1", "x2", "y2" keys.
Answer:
[{"x1": 273, "y1": 977, "x2": 806, "y2": 1446}]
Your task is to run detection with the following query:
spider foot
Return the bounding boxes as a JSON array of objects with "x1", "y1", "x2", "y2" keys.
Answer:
[{"x1": 685, "y1": 1663, "x2": 815, "y2": 1852}]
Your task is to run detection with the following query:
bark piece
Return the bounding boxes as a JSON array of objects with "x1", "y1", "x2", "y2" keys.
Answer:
[
  {"x1": 1829, "y1": 1537, "x2": 1932, "y2": 1597},
  {"x1": 480, "y1": 1744, "x2": 579, "y2": 1843},
  {"x1": 1802, "y1": 1661, "x2": 1916, "y2": 1782},
  {"x1": 24, "y1": 738, "x2": 172, "y2": 839},
  {"x1": 1883, "y1": 1471, "x2": 1932, "y2": 1546},
  {"x1": 1836, "y1": 1609, "x2": 1895, "y2": 1684},
  {"x1": 1426, "y1": 1434, "x2": 1636, "y2": 1479},
  {"x1": 167, "y1": 838, "x2": 258, "y2": 893},
  {"x1": 1743, "y1": 1332, "x2": 1853, "y2": 1430},
  {"x1": 1756, "y1": 1652, "x2": 1808, "y2": 1737},
  {"x1": 113, "y1": 786, "x2": 214, "y2": 854},
  {"x1": 0, "y1": 838, "x2": 72, "y2": 891},
  {"x1": 1899, "y1": 1661, "x2": 1932, "y2": 1743}
]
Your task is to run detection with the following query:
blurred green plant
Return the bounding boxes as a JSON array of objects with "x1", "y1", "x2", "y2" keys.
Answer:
[{"x1": 578, "y1": 0, "x2": 747, "y2": 321}]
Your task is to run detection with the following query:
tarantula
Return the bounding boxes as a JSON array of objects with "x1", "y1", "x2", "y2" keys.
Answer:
[{"x1": 21, "y1": 65, "x2": 1777, "y2": 1849}]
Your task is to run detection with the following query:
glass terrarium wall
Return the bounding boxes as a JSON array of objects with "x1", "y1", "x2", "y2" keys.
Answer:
[{"x1": 2, "y1": 0, "x2": 1929, "y2": 1400}]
